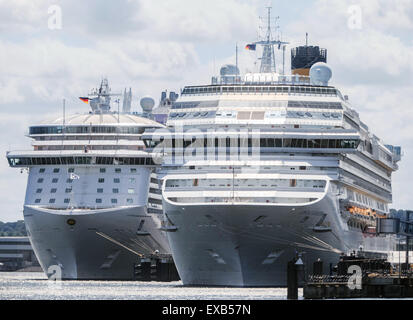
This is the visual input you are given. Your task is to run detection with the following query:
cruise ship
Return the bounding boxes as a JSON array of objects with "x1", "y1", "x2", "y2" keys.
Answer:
[
  {"x1": 6, "y1": 79, "x2": 171, "y2": 280},
  {"x1": 143, "y1": 11, "x2": 402, "y2": 286}
]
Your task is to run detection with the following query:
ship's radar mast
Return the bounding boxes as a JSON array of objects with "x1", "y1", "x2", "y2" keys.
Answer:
[
  {"x1": 246, "y1": 6, "x2": 289, "y2": 73},
  {"x1": 87, "y1": 78, "x2": 121, "y2": 114}
]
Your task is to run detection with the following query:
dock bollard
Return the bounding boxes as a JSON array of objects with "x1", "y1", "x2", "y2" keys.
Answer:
[
  {"x1": 287, "y1": 256, "x2": 304, "y2": 300},
  {"x1": 313, "y1": 259, "x2": 323, "y2": 276},
  {"x1": 287, "y1": 260, "x2": 298, "y2": 300}
]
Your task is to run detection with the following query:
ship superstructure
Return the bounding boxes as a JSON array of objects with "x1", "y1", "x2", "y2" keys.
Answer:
[
  {"x1": 143, "y1": 10, "x2": 402, "y2": 286},
  {"x1": 6, "y1": 79, "x2": 171, "y2": 280}
]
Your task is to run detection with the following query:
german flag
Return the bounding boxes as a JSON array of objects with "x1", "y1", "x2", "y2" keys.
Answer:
[
  {"x1": 245, "y1": 44, "x2": 256, "y2": 51},
  {"x1": 79, "y1": 97, "x2": 89, "y2": 104}
]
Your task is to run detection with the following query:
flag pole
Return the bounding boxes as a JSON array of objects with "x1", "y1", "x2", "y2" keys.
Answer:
[{"x1": 236, "y1": 43, "x2": 238, "y2": 71}]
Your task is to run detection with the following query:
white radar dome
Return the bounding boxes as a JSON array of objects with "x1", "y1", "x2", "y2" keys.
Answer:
[
  {"x1": 310, "y1": 62, "x2": 332, "y2": 86},
  {"x1": 140, "y1": 96, "x2": 155, "y2": 113}
]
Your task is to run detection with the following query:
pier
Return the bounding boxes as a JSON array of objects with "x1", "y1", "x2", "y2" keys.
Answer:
[
  {"x1": 300, "y1": 213, "x2": 413, "y2": 299},
  {"x1": 303, "y1": 254, "x2": 413, "y2": 299}
]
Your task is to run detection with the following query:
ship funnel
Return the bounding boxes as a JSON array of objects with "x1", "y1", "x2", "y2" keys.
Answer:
[{"x1": 291, "y1": 37, "x2": 327, "y2": 76}]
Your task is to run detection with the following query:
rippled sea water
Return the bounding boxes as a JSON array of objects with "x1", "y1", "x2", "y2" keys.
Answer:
[{"x1": 0, "y1": 272, "x2": 302, "y2": 300}]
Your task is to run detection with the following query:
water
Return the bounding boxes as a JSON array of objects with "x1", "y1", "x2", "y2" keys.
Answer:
[{"x1": 0, "y1": 272, "x2": 300, "y2": 300}]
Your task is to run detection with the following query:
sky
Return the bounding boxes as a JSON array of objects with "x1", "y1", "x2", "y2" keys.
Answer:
[{"x1": 0, "y1": 0, "x2": 412, "y2": 222}]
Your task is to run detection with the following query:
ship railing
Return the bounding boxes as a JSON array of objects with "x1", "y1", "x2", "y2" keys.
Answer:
[
  {"x1": 164, "y1": 186, "x2": 326, "y2": 192},
  {"x1": 181, "y1": 91, "x2": 337, "y2": 98}
]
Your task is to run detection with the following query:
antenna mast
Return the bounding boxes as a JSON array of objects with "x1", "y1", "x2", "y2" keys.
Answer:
[
  {"x1": 236, "y1": 43, "x2": 238, "y2": 71},
  {"x1": 247, "y1": 6, "x2": 289, "y2": 73},
  {"x1": 62, "y1": 98, "x2": 65, "y2": 128},
  {"x1": 260, "y1": 6, "x2": 275, "y2": 73},
  {"x1": 62, "y1": 99, "x2": 66, "y2": 144}
]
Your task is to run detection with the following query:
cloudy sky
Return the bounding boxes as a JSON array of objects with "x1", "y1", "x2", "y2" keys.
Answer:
[{"x1": 0, "y1": 0, "x2": 412, "y2": 222}]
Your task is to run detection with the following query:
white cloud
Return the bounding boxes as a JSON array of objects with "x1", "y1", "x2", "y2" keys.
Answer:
[
  {"x1": 0, "y1": 0, "x2": 48, "y2": 34},
  {"x1": 0, "y1": 79, "x2": 25, "y2": 104},
  {"x1": 136, "y1": 0, "x2": 259, "y2": 43}
]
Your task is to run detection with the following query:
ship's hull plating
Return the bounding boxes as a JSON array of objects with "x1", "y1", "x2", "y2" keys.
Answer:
[
  {"x1": 163, "y1": 193, "x2": 393, "y2": 287},
  {"x1": 24, "y1": 205, "x2": 170, "y2": 280}
]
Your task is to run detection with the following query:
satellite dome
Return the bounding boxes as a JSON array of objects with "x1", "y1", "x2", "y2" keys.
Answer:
[
  {"x1": 220, "y1": 64, "x2": 240, "y2": 76},
  {"x1": 310, "y1": 62, "x2": 332, "y2": 86},
  {"x1": 140, "y1": 97, "x2": 155, "y2": 113}
]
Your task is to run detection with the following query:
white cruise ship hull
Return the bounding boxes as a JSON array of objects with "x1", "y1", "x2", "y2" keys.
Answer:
[
  {"x1": 163, "y1": 193, "x2": 393, "y2": 287},
  {"x1": 24, "y1": 205, "x2": 170, "y2": 280}
]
